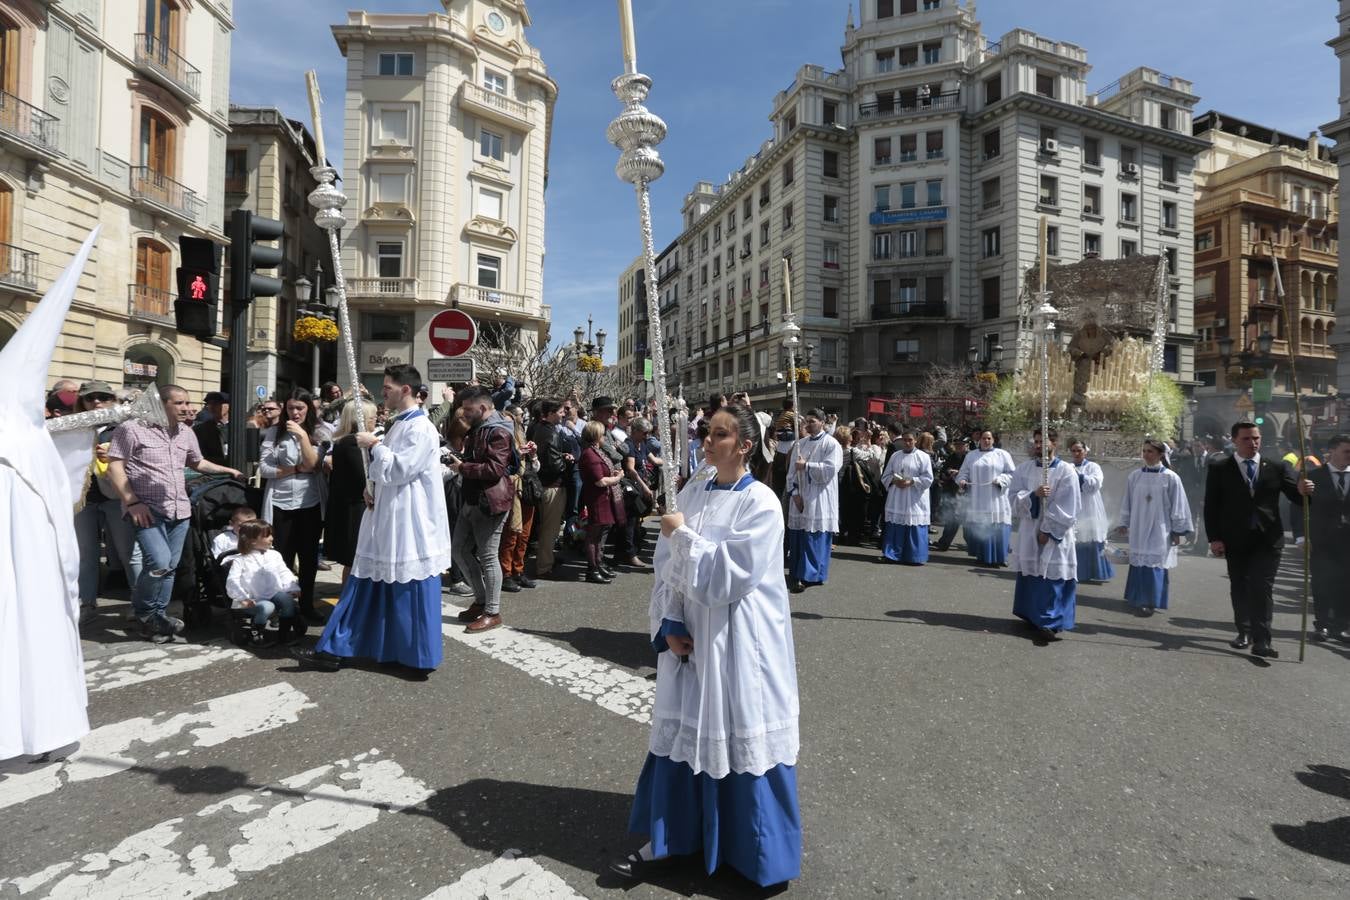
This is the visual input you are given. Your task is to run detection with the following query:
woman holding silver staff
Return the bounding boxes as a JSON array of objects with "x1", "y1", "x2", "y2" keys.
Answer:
[{"x1": 613, "y1": 403, "x2": 801, "y2": 889}]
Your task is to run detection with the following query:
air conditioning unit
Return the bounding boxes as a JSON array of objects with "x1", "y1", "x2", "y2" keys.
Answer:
[
  {"x1": 1122, "y1": 162, "x2": 1139, "y2": 176},
  {"x1": 1041, "y1": 138, "x2": 1059, "y2": 154}
]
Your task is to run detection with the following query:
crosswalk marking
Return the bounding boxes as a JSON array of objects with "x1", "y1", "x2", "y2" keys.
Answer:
[
  {"x1": 0, "y1": 683, "x2": 314, "y2": 812},
  {"x1": 442, "y1": 604, "x2": 653, "y2": 723},
  {"x1": 422, "y1": 851, "x2": 587, "y2": 899},
  {"x1": 1, "y1": 751, "x2": 431, "y2": 898},
  {"x1": 84, "y1": 645, "x2": 251, "y2": 694}
]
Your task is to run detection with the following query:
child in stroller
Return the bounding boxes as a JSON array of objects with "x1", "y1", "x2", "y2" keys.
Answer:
[{"x1": 225, "y1": 520, "x2": 306, "y2": 648}]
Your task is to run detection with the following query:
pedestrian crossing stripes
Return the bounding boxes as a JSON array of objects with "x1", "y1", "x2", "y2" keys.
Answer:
[
  {"x1": 1, "y1": 751, "x2": 430, "y2": 898},
  {"x1": 421, "y1": 851, "x2": 588, "y2": 898},
  {"x1": 84, "y1": 645, "x2": 251, "y2": 694},
  {"x1": 441, "y1": 604, "x2": 653, "y2": 723},
  {"x1": 0, "y1": 683, "x2": 314, "y2": 812}
]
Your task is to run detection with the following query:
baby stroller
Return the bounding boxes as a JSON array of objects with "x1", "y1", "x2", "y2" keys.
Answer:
[{"x1": 183, "y1": 476, "x2": 260, "y2": 638}]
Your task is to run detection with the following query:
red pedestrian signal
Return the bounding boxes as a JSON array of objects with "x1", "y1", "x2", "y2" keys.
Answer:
[{"x1": 175, "y1": 237, "x2": 222, "y2": 338}]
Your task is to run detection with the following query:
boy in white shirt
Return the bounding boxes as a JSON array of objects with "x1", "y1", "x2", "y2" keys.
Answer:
[{"x1": 211, "y1": 507, "x2": 257, "y2": 560}]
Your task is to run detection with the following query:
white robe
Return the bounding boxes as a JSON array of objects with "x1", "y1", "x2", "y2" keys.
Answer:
[
  {"x1": 784, "y1": 432, "x2": 842, "y2": 533},
  {"x1": 649, "y1": 472, "x2": 799, "y2": 779},
  {"x1": 1074, "y1": 460, "x2": 1110, "y2": 544},
  {"x1": 1011, "y1": 458, "x2": 1080, "y2": 581},
  {"x1": 957, "y1": 448, "x2": 1016, "y2": 526},
  {"x1": 1118, "y1": 467, "x2": 1193, "y2": 569},
  {"x1": 352, "y1": 411, "x2": 452, "y2": 584},
  {"x1": 882, "y1": 449, "x2": 934, "y2": 526}
]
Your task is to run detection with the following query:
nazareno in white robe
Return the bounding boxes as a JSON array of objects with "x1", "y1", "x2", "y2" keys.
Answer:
[
  {"x1": 648, "y1": 470, "x2": 800, "y2": 779},
  {"x1": 0, "y1": 231, "x2": 99, "y2": 759},
  {"x1": 882, "y1": 449, "x2": 934, "y2": 525},
  {"x1": 1011, "y1": 458, "x2": 1081, "y2": 581},
  {"x1": 1118, "y1": 466, "x2": 1193, "y2": 570},
  {"x1": 352, "y1": 411, "x2": 452, "y2": 584},
  {"x1": 1074, "y1": 459, "x2": 1110, "y2": 544},
  {"x1": 784, "y1": 432, "x2": 843, "y2": 534},
  {"x1": 957, "y1": 447, "x2": 1016, "y2": 526}
]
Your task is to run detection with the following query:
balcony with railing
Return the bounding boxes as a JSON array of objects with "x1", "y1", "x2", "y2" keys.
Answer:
[
  {"x1": 133, "y1": 33, "x2": 202, "y2": 102},
  {"x1": 224, "y1": 173, "x2": 249, "y2": 194},
  {"x1": 858, "y1": 90, "x2": 962, "y2": 122},
  {"x1": 871, "y1": 301, "x2": 949, "y2": 322},
  {"x1": 0, "y1": 242, "x2": 38, "y2": 292},
  {"x1": 128, "y1": 283, "x2": 175, "y2": 326},
  {"x1": 130, "y1": 166, "x2": 201, "y2": 222},
  {"x1": 452, "y1": 283, "x2": 544, "y2": 318},
  {"x1": 458, "y1": 82, "x2": 534, "y2": 131},
  {"x1": 0, "y1": 90, "x2": 61, "y2": 159},
  {"x1": 347, "y1": 277, "x2": 419, "y2": 300}
]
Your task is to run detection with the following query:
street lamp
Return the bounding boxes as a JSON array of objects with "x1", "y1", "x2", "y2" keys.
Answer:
[{"x1": 574, "y1": 314, "x2": 607, "y2": 398}]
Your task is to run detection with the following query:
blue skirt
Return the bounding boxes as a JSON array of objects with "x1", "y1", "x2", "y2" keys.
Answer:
[
  {"x1": 786, "y1": 529, "x2": 832, "y2": 583},
  {"x1": 1013, "y1": 575, "x2": 1077, "y2": 631},
  {"x1": 1124, "y1": 566, "x2": 1169, "y2": 609},
  {"x1": 882, "y1": 523, "x2": 929, "y2": 564},
  {"x1": 316, "y1": 575, "x2": 444, "y2": 669},
  {"x1": 964, "y1": 522, "x2": 1011, "y2": 565},
  {"x1": 629, "y1": 753, "x2": 801, "y2": 888},
  {"x1": 1075, "y1": 541, "x2": 1116, "y2": 582}
]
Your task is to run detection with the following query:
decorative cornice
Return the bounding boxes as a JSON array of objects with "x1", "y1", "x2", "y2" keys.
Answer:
[
  {"x1": 463, "y1": 216, "x2": 518, "y2": 247},
  {"x1": 971, "y1": 93, "x2": 1210, "y2": 155}
]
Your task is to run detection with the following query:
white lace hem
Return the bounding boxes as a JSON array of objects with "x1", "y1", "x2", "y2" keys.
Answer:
[
  {"x1": 883, "y1": 513, "x2": 930, "y2": 526},
  {"x1": 648, "y1": 714, "x2": 800, "y2": 779},
  {"x1": 351, "y1": 551, "x2": 452, "y2": 584},
  {"x1": 1126, "y1": 550, "x2": 1179, "y2": 569}
]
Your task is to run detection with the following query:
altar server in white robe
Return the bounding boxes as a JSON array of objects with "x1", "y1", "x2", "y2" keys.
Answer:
[
  {"x1": 293, "y1": 363, "x2": 451, "y2": 676},
  {"x1": 784, "y1": 408, "x2": 842, "y2": 594},
  {"x1": 615, "y1": 403, "x2": 801, "y2": 889},
  {"x1": 1069, "y1": 438, "x2": 1115, "y2": 584},
  {"x1": 881, "y1": 431, "x2": 934, "y2": 565},
  {"x1": 1, "y1": 231, "x2": 99, "y2": 760},
  {"x1": 1011, "y1": 429, "x2": 1081, "y2": 639},
  {"x1": 957, "y1": 430, "x2": 1016, "y2": 565},
  {"x1": 1112, "y1": 439, "x2": 1193, "y2": 615}
]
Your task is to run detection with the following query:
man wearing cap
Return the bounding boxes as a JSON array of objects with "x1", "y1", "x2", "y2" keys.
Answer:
[
  {"x1": 73, "y1": 381, "x2": 137, "y2": 625},
  {"x1": 193, "y1": 391, "x2": 230, "y2": 466}
]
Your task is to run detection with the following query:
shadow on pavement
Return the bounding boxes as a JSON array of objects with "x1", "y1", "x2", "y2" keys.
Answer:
[
  {"x1": 1271, "y1": 763, "x2": 1350, "y2": 866},
  {"x1": 424, "y1": 778, "x2": 776, "y2": 899},
  {"x1": 519, "y1": 626, "x2": 656, "y2": 672},
  {"x1": 884, "y1": 609, "x2": 1038, "y2": 642}
]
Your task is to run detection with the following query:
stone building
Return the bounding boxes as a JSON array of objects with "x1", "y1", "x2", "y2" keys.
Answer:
[
  {"x1": 224, "y1": 105, "x2": 330, "y2": 398},
  {"x1": 648, "y1": 0, "x2": 1205, "y2": 416},
  {"x1": 331, "y1": 0, "x2": 556, "y2": 398},
  {"x1": 1191, "y1": 111, "x2": 1339, "y2": 440},
  {"x1": 1323, "y1": 2, "x2": 1350, "y2": 425},
  {"x1": 0, "y1": 0, "x2": 233, "y2": 398}
]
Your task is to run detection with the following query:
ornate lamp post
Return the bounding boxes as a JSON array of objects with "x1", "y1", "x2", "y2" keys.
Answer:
[{"x1": 574, "y1": 314, "x2": 607, "y2": 399}]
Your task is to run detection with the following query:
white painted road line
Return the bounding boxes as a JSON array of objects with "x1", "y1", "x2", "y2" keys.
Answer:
[
  {"x1": 0, "y1": 683, "x2": 315, "y2": 811},
  {"x1": 1, "y1": 751, "x2": 431, "y2": 898},
  {"x1": 422, "y1": 851, "x2": 588, "y2": 899},
  {"x1": 441, "y1": 605, "x2": 653, "y2": 723},
  {"x1": 84, "y1": 645, "x2": 252, "y2": 694}
]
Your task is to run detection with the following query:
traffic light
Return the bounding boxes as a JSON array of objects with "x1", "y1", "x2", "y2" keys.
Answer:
[
  {"x1": 174, "y1": 236, "x2": 222, "y2": 338},
  {"x1": 228, "y1": 209, "x2": 284, "y2": 305}
]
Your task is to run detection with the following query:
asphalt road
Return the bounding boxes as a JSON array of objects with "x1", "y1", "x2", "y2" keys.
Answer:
[{"x1": 2, "y1": 535, "x2": 1347, "y2": 899}]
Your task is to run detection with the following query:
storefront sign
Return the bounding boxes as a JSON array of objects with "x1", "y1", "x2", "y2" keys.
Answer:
[
  {"x1": 359, "y1": 341, "x2": 413, "y2": 373},
  {"x1": 123, "y1": 359, "x2": 158, "y2": 377}
]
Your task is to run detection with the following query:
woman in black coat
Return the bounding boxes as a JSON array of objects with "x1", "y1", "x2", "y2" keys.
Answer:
[{"x1": 324, "y1": 400, "x2": 376, "y2": 588}]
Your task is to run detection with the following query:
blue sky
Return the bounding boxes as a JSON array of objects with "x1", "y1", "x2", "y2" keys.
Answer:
[{"x1": 231, "y1": 0, "x2": 1338, "y2": 355}]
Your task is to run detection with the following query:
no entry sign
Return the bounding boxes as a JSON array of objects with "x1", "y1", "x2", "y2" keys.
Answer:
[{"x1": 428, "y1": 309, "x2": 477, "y2": 357}]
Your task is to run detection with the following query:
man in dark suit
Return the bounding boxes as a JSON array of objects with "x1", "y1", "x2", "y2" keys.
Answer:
[
  {"x1": 1204, "y1": 421, "x2": 1303, "y2": 658},
  {"x1": 1297, "y1": 434, "x2": 1350, "y2": 642}
]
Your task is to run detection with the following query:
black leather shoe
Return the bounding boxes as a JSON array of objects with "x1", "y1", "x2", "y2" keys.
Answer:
[
  {"x1": 1252, "y1": 645, "x2": 1280, "y2": 659},
  {"x1": 789, "y1": 579, "x2": 805, "y2": 594},
  {"x1": 1312, "y1": 627, "x2": 1330, "y2": 643},
  {"x1": 1229, "y1": 633, "x2": 1251, "y2": 650},
  {"x1": 290, "y1": 648, "x2": 341, "y2": 672},
  {"x1": 607, "y1": 852, "x2": 677, "y2": 881},
  {"x1": 586, "y1": 569, "x2": 609, "y2": 585},
  {"x1": 516, "y1": 575, "x2": 537, "y2": 589},
  {"x1": 501, "y1": 576, "x2": 521, "y2": 593},
  {"x1": 597, "y1": 565, "x2": 616, "y2": 579}
]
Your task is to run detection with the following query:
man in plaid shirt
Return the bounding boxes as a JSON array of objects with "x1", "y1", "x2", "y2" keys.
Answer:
[{"x1": 108, "y1": 384, "x2": 241, "y2": 641}]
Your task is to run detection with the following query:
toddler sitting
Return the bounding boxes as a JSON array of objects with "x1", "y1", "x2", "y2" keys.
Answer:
[{"x1": 225, "y1": 520, "x2": 305, "y2": 646}]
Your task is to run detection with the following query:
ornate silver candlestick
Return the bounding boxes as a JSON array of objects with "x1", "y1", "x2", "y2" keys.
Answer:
[{"x1": 607, "y1": 27, "x2": 677, "y2": 513}]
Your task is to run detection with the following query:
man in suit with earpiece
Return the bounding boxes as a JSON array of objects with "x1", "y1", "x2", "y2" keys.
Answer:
[
  {"x1": 1297, "y1": 433, "x2": 1350, "y2": 643},
  {"x1": 1203, "y1": 421, "x2": 1303, "y2": 658}
]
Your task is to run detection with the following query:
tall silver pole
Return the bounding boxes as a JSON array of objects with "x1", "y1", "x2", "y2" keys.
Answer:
[
  {"x1": 608, "y1": 7, "x2": 677, "y2": 514},
  {"x1": 781, "y1": 258, "x2": 802, "y2": 442}
]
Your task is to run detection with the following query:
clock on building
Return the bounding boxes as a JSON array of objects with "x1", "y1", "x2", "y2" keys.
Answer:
[{"x1": 486, "y1": 10, "x2": 507, "y2": 34}]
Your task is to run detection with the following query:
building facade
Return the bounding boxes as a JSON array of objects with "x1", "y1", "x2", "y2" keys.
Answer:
[
  {"x1": 0, "y1": 0, "x2": 233, "y2": 398},
  {"x1": 1324, "y1": 2, "x2": 1350, "y2": 424},
  {"x1": 1191, "y1": 111, "x2": 1339, "y2": 440},
  {"x1": 331, "y1": 0, "x2": 556, "y2": 398},
  {"x1": 615, "y1": 253, "x2": 643, "y2": 386},
  {"x1": 652, "y1": 0, "x2": 1205, "y2": 416},
  {"x1": 224, "y1": 106, "x2": 330, "y2": 399}
]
